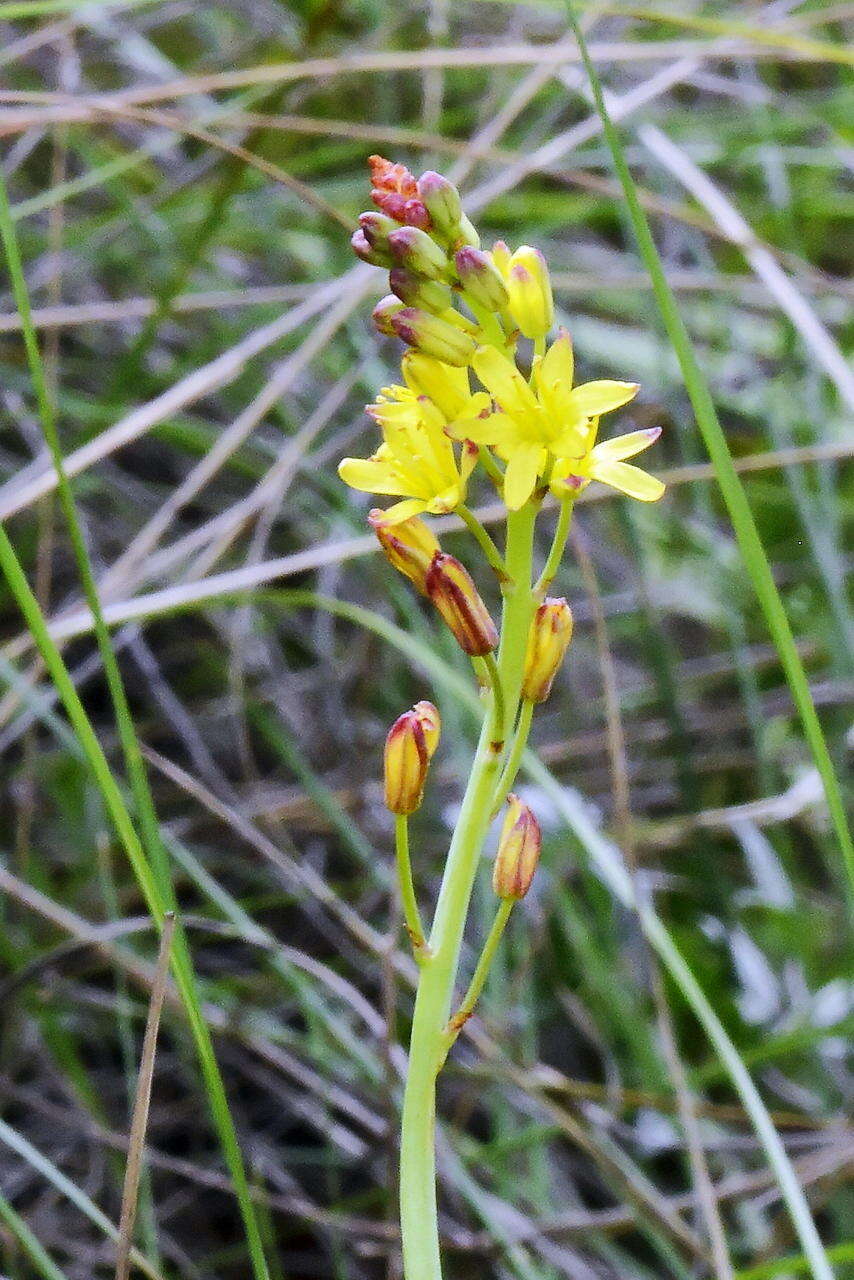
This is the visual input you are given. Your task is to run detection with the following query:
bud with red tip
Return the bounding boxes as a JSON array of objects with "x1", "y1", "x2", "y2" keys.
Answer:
[
  {"x1": 372, "y1": 295, "x2": 406, "y2": 337},
  {"x1": 425, "y1": 552, "x2": 498, "y2": 655},
  {"x1": 390, "y1": 309, "x2": 476, "y2": 366},
  {"x1": 522, "y1": 598, "x2": 573, "y2": 703},
  {"x1": 416, "y1": 171, "x2": 463, "y2": 237},
  {"x1": 383, "y1": 700, "x2": 441, "y2": 815},
  {"x1": 389, "y1": 267, "x2": 452, "y2": 314},
  {"x1": 505, "y1": 245, "x2": 554, "y2": 339},
  {"x1": 492, "y1": 795, "x2": 541, "y2": 900},
  {"x1": 387, "y1": 227, "x2": 449, "y2": 280},
  {"x1": 359, "y1": 210, "x2": 399, "y2": 250},
  {"x1": 369, "y1": 509, "x2": 440, "y2": 594},
  {"x1": 351, "y1": 228, "x2": 393, "y2": 267},
  {"x1": 455, "y1": 246, "x2": 509, "y2": 312}
]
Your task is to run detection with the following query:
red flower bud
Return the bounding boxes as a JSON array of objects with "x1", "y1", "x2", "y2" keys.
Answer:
[
  {"x1": 372, "y1": 295, "x2": 405, "y2": 336},
  {"x1": 369, "y1": 154, "x2": 418, "y2": 197},
  {"x1": 416, "y1": 171, "x2": 463, "y2": 236},
  {"x1": 522, "y1": 598, "x2": 573, "y2": 703},
  {"x1": 425, "y1": 552, "x2": 498, "y2": 656},
  {"x1": 351, "y1": 228, "x2": 393, "y2": 267},
  {"x1": 369, "y1": 509, "x2": 440, "y2": 594},
  {"x1": 383, "y1": 700, "x2": 441, "y2": 815},
  {"x1": 359, "y1": 210, "x2": 399, "y2": 248},
  {"x1": 387, "y1": 226, "x2": 448, "y2": 280},
  {"x1": 455, "y1": 246, "x2": 509, "y2": 311},
  {"x1": 390, "y1": 309, "x2": 476, "y2": 366},
  {"x1": 492, "y1": 795, "x2": 541, "y2": 900}
]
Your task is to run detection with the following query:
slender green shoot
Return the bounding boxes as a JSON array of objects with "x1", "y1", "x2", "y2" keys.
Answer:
[
  {"x1": 395, "y1": 815, "x2": 428, "y2": 958},
  {"x1": 442, "y1": 897, "x2": 514, "y2": 1058}
]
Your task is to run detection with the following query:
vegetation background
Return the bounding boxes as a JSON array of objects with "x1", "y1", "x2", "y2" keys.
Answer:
[{"x1": 0, "y1": 2, "x2": 851, "y2": 1279}]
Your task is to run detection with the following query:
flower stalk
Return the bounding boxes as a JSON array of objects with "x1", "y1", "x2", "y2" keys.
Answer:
[{"x1": 337, "y1": 156, "x2": 665, "y2": 1280}]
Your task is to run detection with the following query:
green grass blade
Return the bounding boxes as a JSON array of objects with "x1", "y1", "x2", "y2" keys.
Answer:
[
  {"x1": 561, "y1": 9, "x2": 839, "y2": 1275},
  {"x1": 736, "y1": 1241, "x2": 854, "y2": 1280},
  {"x1": 0, "y1": 172, "x2": 271, "y2": 1280},
  {"x1": 0, "y1": 1190, "x2": 70, "y2": 1280},
  {"x1": 0, "y1": 1119, "x2": 163, "y2": 1280},
  {"x1": 561, "y1": 1, "x2": 854, "y2": 912}
]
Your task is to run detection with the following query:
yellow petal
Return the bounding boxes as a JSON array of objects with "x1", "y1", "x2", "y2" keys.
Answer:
[
  {"x1": 503, "y1": 445, "x2": 544, "y2": 510},
  {"x1": 426, "y1": 484, "x2": 463, "y2": 515},
  {"x1": 338, "y1": 456, "x2": 408, "y2": 496},
  {"x1": 382, "y1": 497, "x2": 430, "y2": 524},
  {"x1": 534, "y1": 328, "x2": 575, "y2": 421},
  {"x1": 459, "y1": 439, "x2": 479, "y2": 485},
  {"x1": 589, "y1": 458, "x2": 664, "y2": 502},
  {"x1": 568, "y1": 380, "x2": 639, "y2": 418},
  {"x1": 591, "y1": 427, "x2": 661, "y2": 463},
  {"x1": 445, "y1": 411, "x2": 502, "y2": 446},
  {"x1": 549, "y1": 420, "x2": 590, "y2": 459},
  {"x1": 472, "y1": 345, "x2": 540, "y2": 425}
]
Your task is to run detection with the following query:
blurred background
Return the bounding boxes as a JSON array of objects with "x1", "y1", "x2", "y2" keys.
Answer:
[{"x1": 0, "y1": 2, "x2": 851, "y2": 1279}]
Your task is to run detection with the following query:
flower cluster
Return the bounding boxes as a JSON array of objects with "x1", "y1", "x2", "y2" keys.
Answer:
[{"x1": 340, "y1": 154, "x2": 665, "y2": 519}]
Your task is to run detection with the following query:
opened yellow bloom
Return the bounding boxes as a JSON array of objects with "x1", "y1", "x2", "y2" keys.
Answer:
[
  {"x1": 550, "y1": 419, "x2": 665, "y2": 503},
  {"x1": 338, "y1": 355, "x2": 487, "y2": 523},
  {"x1": 450, "y1": 329, "x2": 640, "y2": 509}
]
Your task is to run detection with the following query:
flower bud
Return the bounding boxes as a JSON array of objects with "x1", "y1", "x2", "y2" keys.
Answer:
[
  {"x1": 492, "y1": 240, "x2": 511, "y2": 275},
  {"x1": 372, "y1": 295, "x2": 405, "y2": 336},
  {"x1": 402, "y1": 198, "x2": 431, "y2": 229},
  {"x1": 425, "y1": 552, "x2": 498, "y2": 655},
  {"x1": 389, "y1": 266, "x2": 452, "y2": 314},
  {"x1": 412, "y1": 699, "x2": 441, "y2": 760},
  {"x1": 454, "y1": 247, "x2": 509, "y2": 312},
  {"x1": 383, "y1": 700, "x2": 441, "y2": 815},
  {"x1": 351, "y1": 228, "x2": 393, "y2": 267},
  {"x1": 492, "y1": 795, "x2": 541, "y2": 900},
  {"x1": 369, "y1": 509, "x2": 440, "y2": 594},
  {"x1": 387, "y1": 227, "x2": 449, "y2": 280},
  {"x1": 454, "y1": 213, "x2": 481, "y2": 250},
  {"x1": 505, "y1": 246, "x2": 554, "y2": 339},
  {"x1": 416, "y1": 171, "x2": 463, "y2": 237},
  {"x1": 369, "y1": 154, "x2": 418, "y2": 197},
  {"x1": 390, "y1": 309, "x2": 477, "y2": 366},
  {"x1": 522, "y1": 598, "x2": 573, "y2": 703},
  {"x1": 358, "y1": 210, "x2": 399, "y2": 249}
]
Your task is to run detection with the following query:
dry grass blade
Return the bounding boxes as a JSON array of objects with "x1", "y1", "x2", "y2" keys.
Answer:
[{"x1": 114, "y1": 912, "x2": 176, "y2": 1280}]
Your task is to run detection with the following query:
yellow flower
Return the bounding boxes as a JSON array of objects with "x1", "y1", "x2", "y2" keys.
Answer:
[
  {"x1": 338, "y1": 355, "x2": 487, "y2": 523},
  {"x1": 450, "y1": 329, "x2": 640, "y2": 509},
  {"x1": 550, "y1": 418, "x2": 665, "y2": 503}
]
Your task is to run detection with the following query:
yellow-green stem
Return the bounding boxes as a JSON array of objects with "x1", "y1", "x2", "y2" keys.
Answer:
[
  {"x1": 395, "y1": 815, "x2": 427, "y2": 958},
  {"x1": 399, "y1": 502, "x2": 537, "y2": 1280},
  {"x1": 441, "y1": 898, "x2": 514, "y2": 1060},
  {"x1": 477, "y1": 445, "x2": 504, "y2": 490},
  {"x1": 535, "y1": 494, "x2": 575, "y2": 597},
  {"x1": 491, "y1": 699, "x2": 535, "y2": 816},
  {"x1": 481, "y1": 650, "x2": 506, "y2": 754},
  {"x1": 457, "y1": 504, "x2": 509, "y2": 583}
]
